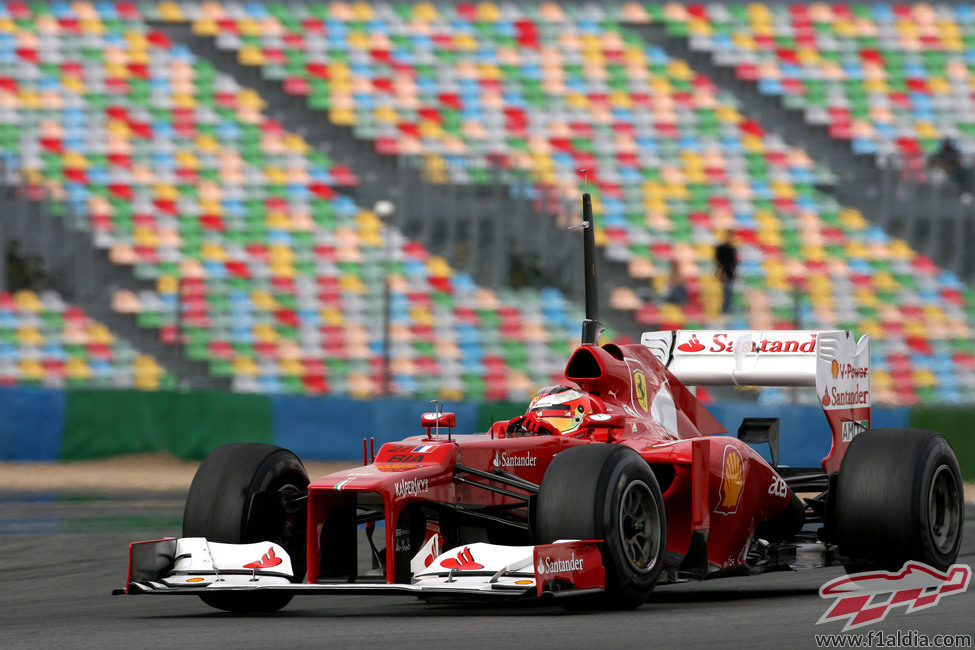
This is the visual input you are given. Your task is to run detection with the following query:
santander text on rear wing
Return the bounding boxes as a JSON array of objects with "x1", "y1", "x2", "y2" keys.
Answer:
[{"x1": 640, "y1": 330, "x2": 870, "y2": 473}]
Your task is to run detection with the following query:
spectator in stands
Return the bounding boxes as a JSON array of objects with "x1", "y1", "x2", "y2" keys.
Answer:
[
  {"x1": 5, "y1": 241, "x2": 45, "y2": 292},
  {"x1": 714, "y1": 234, "x2": 737, "y2": 315},
  {"x1": 929, "y1": 138, "x2": 971, "y2": 201},
  {"x1": 663, "y1": 260, "x2": 687, "y2": 306}
]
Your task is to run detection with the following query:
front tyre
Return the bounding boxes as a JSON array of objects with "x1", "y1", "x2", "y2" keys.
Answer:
[
  {"x1": 835, "y1": 428, "x2": 964, "y2": 572},
  {"x1": 535, "y1": 445, "x2": 666, "y2": 609},
  {"x1": 183, "y1": 443, "x2": 309, "y2": 612}
]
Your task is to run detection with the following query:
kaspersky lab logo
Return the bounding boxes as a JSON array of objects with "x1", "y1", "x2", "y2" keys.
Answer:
[{"x1": 818, "y1": 561, "x2": 971, "y2": 631}]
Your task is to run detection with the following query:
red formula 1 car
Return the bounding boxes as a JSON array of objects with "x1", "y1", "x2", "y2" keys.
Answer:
[{"x1": 116, "y1": 196, "x2": 964, "y2": 612}]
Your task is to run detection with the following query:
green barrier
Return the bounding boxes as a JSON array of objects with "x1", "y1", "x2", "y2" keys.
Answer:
[
  {"x1": 61, "y1": 389, "x2": 272, "y2": 461},
  {"x1": 909, "y1": 407, "x2": 975, "y2": 481}
]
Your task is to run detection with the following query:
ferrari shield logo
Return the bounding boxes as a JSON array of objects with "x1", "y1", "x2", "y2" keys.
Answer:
[{"x1": 633, "y1": 370, "x2": 649, "y2": 413}]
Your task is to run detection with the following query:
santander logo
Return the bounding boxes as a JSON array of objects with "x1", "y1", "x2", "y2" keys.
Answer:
[
  {"x1": 440, "y1": 547, "x2": 483, "y2": 571},
  {"x1": 243, "y1": 547, "x2": 282, "y2": 569},
  {"x1": 677, "y1": 334, "x2": 705, "y2": 353},
  {"x1": 677, "y1": 332, "x2": 817, "y2": 354}
]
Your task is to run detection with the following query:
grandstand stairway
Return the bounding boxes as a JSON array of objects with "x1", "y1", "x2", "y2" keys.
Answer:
[
  {"x1": 0, "y1": 180, "x2": 229, "y2": 389},
  {"x1": 158, "y1": 20, "x2": 646, "y2": 341},
  {"x1": 630, "y1": 21, "x2": 975, "y2": 282}
]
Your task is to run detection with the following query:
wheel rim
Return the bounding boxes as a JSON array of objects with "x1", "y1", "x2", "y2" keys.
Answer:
[
  {"x1": 277, "y1": 482, "x2": 304, "y2": 550},
  {"x1": 617, "y1": 479, "x2": 661, "y2": 573},
  {"x1": 927, "y1": 464, "x2": 961, "y2": 554}
]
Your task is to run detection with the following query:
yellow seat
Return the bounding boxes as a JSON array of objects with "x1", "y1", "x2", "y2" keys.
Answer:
[
  {"x1": 134, "y1": 354, "x2": 163, "y2": 374},
  {"x1": 157, "y1": 2, "x2": 184, "y2": 22},
  {"x1": 912, "y1": 369, "x2": 936, "y2": 388},
  {"x1": 133, "y1": 227, "x2": 159, "y2": 247},
  {"x1": 278, "y1": 358, "x2": 304, "y2": 377},
  {"x1": 171, "y1": 92, "x2": 196, "y2": 110},
  {"x1": 237, "y1": 89, "x2": 265, "y2": 111},
  {"x1": 16, "y1": 327, "x2": 44, "y2": 346},
  {"x1": 339, "y1": 274, "x2": 366, "y2": 294},
  {"x1": 857, "y1": 319, "x2": 883, "y2": 340},
  {"x1": 351, "y1": 1, "x2": 374, "y2": 21},
  {"x1": 853, "y1": 288, "x2": 878, "y2": 308},
  {"x1": 872, "y1": 369, "x2": 892, "y2": 389},
  {"x1": 426, "y1": 256, "x2": 452, "y2": 277},
  {"x1": 233, "y1": 356, "x2": 259, "y2": 377},
  {"x1": 411, "y1": 306, "x2": 436, "y2": 327},
  {"x1": 328, "y1": 108, "x2": 356, "y2": 126},
  {"x1": 282, "y1": 134, "x2": 309, "y2": 154},
  {"x1": 318, "y1": 307, "x2": 344, "y2": 327},
  {"x1": 195, "y1": 133, "x2": 220, "y2": 154},
  {"x1": 133, "y1": 373, "x2": 161, "y2": 391},
  {"x1": 18, "y1": 359, "x2": 43, "y2": 381},
  {"x1": 157, "y1": 275, "x2": 180, "y2": 295},
  {"x1": 65, "y1": 357, "x2": 92, "y2": 380},
  {"x1": 252, "y1": 323, "x2": 279, "y2": 344},
  {"x1": 87, "y1": 323, "x2": 115, "y2": 345},
  {"x1": 199, "y1": 242, "x2": 227, "y2": 262},
  {"x1": 839, "y1": 208, "x2": 867, "y2": 230},
  {"x1": 251, "y1": 290, "x2": 277, "y2": 311},
  {"x1": 13, "y1": 290, "x2": 42, "y2": 312}
]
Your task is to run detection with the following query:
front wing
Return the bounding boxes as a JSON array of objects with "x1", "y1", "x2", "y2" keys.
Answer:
[{"x1": 115, "y1": 537, "x2": 605, "y2": 601}]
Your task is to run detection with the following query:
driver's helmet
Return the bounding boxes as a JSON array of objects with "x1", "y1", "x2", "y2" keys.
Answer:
[{"x1": 527, "y1": 385, "x2": 591, "y2": 435}]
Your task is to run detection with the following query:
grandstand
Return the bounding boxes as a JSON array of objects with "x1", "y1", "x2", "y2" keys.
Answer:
[{"x1": 0, "y1": 1, "x2": 972, "y2": 406}]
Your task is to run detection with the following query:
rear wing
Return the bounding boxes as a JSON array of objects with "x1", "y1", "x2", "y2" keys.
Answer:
[{"x1": 640, "y1": 330, "x2": 870, "y2": 473}]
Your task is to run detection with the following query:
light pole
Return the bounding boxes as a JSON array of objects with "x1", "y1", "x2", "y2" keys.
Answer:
[{"x1": 374, "y1": 200, "x2": 396, "y2": 397}]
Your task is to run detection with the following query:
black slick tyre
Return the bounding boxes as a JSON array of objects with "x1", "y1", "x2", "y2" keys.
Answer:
[
  {"x1": 835, "y1": 428, "x2": 964, "y2": 572},
  {"x1": 183, "y1": 443, "x2": 309, "y2": 613},
  {"x1": 535, "y1": 444, "x2": 666, "y2": 609}
]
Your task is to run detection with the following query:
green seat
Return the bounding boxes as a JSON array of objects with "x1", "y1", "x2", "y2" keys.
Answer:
[
  {"x1": 136, "y1": 311, "x2": 165, "y2": 329},
  {"x1": 282, "y1": 376, "x2": 304, "y2": 393},
  {"x1": 664, "y1": 19, "x2": 688, "y2": 37}
]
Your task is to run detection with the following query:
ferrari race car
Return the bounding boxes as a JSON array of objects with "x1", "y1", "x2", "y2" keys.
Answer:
[{"x1": 116, "y1": 195, "x2": 964, "y2": 612}]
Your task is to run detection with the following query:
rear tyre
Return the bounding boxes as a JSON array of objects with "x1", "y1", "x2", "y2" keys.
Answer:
[
  {"x1": 535, "y1": 445, "x2": 665, "y2": 609},
  {"x1": 183, "y1": 443, "x2": 309, "y2": 613},
  {"x1": 835, "y1": 428, "x2": 963, "y2": 572}
]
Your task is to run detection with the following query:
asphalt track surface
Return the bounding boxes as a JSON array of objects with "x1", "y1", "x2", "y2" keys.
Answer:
[{"x1": 1, "y1": 492, "x2": 973, "y2": 650}]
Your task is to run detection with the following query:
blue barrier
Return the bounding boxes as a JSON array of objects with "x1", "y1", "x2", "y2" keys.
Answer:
[
  {"x1": 0, "y1": 387, "x2": 65, "y2": 461},
  {"x1": 271, "y1": 396, "x2": 478, "y2": 460},
  {"x1": 0, "y1": 386, "x2": 917, "y2": 466},
  {"x1": 709, "y1": 403, "x2": 909, "y2": 468}
]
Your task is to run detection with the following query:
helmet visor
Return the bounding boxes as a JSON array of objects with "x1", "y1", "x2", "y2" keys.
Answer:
[{"x1": 529, "y1": 406, "x2": 582, "y2": 434}]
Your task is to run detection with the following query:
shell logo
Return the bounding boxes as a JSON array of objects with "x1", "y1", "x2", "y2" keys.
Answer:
[
  {"x1": 831, "y1": 359, "x2": 839, "y2": 379},
  {"x1": 714, "y1": 446, "x2": 745, "y2": 515},
  {"x1": 633, "y1": 370, "x2": 649, "y2": 413}
]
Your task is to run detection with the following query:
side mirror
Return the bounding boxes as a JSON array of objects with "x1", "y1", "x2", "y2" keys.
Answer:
[
  {"x1": 421, "y1": 412, "x2": 455, "y2": 433},
  {"x1": 583, "y1": 412, "x2": 625, "y2": 429}
]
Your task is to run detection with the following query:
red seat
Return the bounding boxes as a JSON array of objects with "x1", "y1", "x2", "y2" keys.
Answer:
[{"x1": 283, "y1": 77, "x2": 310, "y2": 96}]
